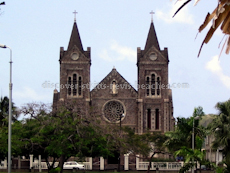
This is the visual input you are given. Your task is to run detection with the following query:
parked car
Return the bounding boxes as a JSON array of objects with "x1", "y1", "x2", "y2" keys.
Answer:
[{"x1": 63, "y1": 161, "x2": 85, "y2": 170}]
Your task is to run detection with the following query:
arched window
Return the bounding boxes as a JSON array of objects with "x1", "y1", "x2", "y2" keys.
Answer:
[
  {"x1": 112, "y1": 81, "x2": 117, "y2": 94},
  {"x1": 145, "y1": 73, "x2": 161, "y2": 97},
  {"x1": 157, "y1": 77, "x2": 160, "y2": 96},
  {"x1": 73, "y1": 74, "x2": 77, "y2": 96},
  {"x1": 146, "y1": 77, "x2": 150, "y2": 96},
  {"x1": 68, "y1": 77, "x2": 71, "y2": 96},
  {"x1": 67, "y1": 73, "x2": 82, "y2": 97},
  {"x1": 155, "y1": 109, "x2": 159, "y2": 130},
  {"x1": 78, "y1": 76, "x2": 82, "y2": 96},
  {"x1": 147, "y1": 109, "x2": 151, "y2": 129},
  {"x1": 151, "y1": 74, "x2": 155, "y2": 96}
]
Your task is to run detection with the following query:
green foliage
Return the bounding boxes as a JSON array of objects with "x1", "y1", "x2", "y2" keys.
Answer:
[
  {"x1": 0, "y1": 96, "x2": 9, "y2": 125},
  {"x1": 0, "y1": 96, "x2": 18, "y2": 126},
  {"x1": 164, "y1": 117, "x2": 192, "y2": 152},
  {"x1": 179, "y1": 162, "x2": 193, "y2": 173},
  {"x1": 124, "y1": 127, "x2": 169, "y2": 173},
  {"x1": 0, "y1": 124, "x2": 7, "y2": 160},
  {"x1": 174, "y1": 146, "x2": 208, "y2": 173},
  {"x1": 123, "y1": 127, "x2": 149, "y2": 156},
  {"x1": 165, "y1": 107, "x2": 210, "y2": 173},
  {"x1": 208, "y1": 99, "x2": 230, "y2": 172},
  {"x1": 193, "y1": 106, "x2": 205, "y2": 118},
  {"x1": 49, "y1": 167, "x2": 61, "y2": 173},
  {"x1": 165, "y1": 107, "x2": 206, "y2": 151},
  {"x1": 195, "y1": 136, "x2": 203, "y2": 150},
  {"x1": 0, "y1": 96, "x2": 19, "y2": 160},
  {"x1": 124, "y1": 127, "x2": 167, "y2": 158},
  {"x1": 17, "y1": 102, "x2": 115, "y2": 172},
  {"x1": 216, "y1": 166, "x2": 225, "y2": 173}
]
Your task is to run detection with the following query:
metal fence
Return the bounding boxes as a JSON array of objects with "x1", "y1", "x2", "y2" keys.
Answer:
[{"x1": 138, "y1": 162, "x2": 183, "y2": 170}]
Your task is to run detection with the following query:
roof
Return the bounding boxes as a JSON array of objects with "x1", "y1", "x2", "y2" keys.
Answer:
[
  {"x1": 67, "y1": 21, "x2": 83, "y2": 51},
  {"x1": 144, "y1": 21, "x2": 160, "y2": 52},
  {"x1": 91, "y1": 67, "x2": 137, "y2": 93}
]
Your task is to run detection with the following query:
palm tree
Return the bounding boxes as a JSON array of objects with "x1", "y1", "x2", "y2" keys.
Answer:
[
  {"x1": 175, "y1": 146, "x2": 206, "y2": 173},
  {"x1": 165, "y1": 107, "x2": 208, "y2": 172},
  {"x1": 165, "y1": 107, "x2": 206, "y2": 152},
  {"x1": 208, "y1": 99, "x2": 230, "y2": 172},
  {"x1": 165, "y1": 117, "x2": 193, "y2": 152},
  {"x1": 173, "y1": 0, "x2": 230, "y2": 56}
]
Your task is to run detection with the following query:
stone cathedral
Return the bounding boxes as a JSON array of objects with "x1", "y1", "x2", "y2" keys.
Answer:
[{"x1": 53, "y1": 18, "x2": 175, "y2": 134}]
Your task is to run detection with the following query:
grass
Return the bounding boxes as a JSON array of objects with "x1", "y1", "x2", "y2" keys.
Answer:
[{"x1": 0, "y1": 172, "x2": 143, "y2": 173}]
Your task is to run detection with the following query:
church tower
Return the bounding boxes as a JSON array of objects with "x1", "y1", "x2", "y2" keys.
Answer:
[
  {"x1": 137, "y1": 20, "x2": 174, "y2": 134},
  {"x1": 57, "y1": 18, "x2": 91, "y2": 109}
]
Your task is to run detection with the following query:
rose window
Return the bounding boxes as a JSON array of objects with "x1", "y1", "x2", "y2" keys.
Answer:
[{"x1": 104, "y1": 101, "x2": 125, "y2": 122}]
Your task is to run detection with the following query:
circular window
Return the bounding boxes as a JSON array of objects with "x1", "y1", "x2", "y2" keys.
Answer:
[
  {"x1": 103, "y1": 100, "x2": 125, "y2": 123},
  {"x1": 149, "y1": 53, "x2": 157, "y2": 61},
  {"x1": 71, "y1": 52, "x2": 79, "y2": 60}
]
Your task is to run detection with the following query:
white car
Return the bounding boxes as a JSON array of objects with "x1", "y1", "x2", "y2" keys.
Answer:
[{"x1": 63, "y1": 161, "x2": 85, "y2": 170}]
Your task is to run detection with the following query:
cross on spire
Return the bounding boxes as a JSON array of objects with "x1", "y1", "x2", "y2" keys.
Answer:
[
  {"x1": 150, "y1": 10, "x2": 155, "y2": 22},
  {"x1": 73, "y1": 10, "x2": 78, "y2": 22}
]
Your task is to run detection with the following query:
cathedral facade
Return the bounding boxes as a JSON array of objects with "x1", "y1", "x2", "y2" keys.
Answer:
[{"x1": 53, "y1": 19, "x2": 174, "y2": 134}]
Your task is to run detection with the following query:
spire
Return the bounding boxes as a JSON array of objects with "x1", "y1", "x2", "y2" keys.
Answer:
[
  {"x1": 144, "y1": 20, "x2": 160, "y2": 51},
  {"x1": 73, "y1": 10, "x2": 77, "y2": 22},
  {"x1": 150, "y1": 10, "x2": 154, "y2": 23},
  {"x1": 67, "y1": 16, "x2": 83, "y2": 51}
]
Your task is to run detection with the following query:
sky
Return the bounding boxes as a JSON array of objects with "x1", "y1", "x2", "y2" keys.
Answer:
[{"x1": 0, "y1": 0, "x2": 230, "y2": 119}]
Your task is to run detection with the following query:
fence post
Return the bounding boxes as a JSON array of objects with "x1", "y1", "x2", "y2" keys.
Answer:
[
  {"x1": 18, "y1": 156, "x2": 21, "y2": 169},
  {"x1": 89, "y1": 157, "x2": 92, "y2": 170},
  {"x1": 136, "y1": 155, "x2": 139, "y2": 170},
  {"x1": 29, "y1": 154, "x2": 33, "y2": 169},
  {"x1": 4, "y1": 158, "x2": 7, "y2": 169},
  {"x1": 39, "y1": 155, "x2": 41, "y2": 172},
  {"x1": 100, "y1": 157, "x2": 104, "y2": 170},
  {"x1": 124, "y1": 154, "x2": 129, "y2": 170}
]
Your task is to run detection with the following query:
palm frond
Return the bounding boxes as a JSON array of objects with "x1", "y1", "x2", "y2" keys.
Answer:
[
  {"x1": 172, "y1": 0, "x2": 192, "y2": 18},
  {"x1": 172, "y1": 0, "x2": 230, "y2": 56}
]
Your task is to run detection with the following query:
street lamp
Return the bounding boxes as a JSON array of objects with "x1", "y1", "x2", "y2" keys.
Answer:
[
  {"x1": 0, "y1": 44, "x2": 12, "y2": 173},
  {"x1": 192, "y1": 116, "x2": 199, "y2": 173},
  {"x1": 118, "y1": 113, "x2": 125, "y2": 172}
]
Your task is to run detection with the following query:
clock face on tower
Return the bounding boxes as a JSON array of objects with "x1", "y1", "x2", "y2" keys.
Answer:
[
  {"x1": 149, "y1": 53, "x2": 157, "y2": 61},
  {"x1": 71, "y1": 52, "x2": 79, "y2": 60}
]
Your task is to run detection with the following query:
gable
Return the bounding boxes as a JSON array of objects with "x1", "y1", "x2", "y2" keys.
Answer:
[
  {"x1": 142, "y1": 46, "x2": 168, "y2": 63},
  {"x1": 60, "y1": 45, "x2": 90, "y2": 62},
  {"x1": 91, "y1": 68, "x2": 137, "y2": 98}
]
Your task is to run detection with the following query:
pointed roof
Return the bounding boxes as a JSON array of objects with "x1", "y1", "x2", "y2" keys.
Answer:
[
  {"x1": 67, "y1": 21, "x2": 83, "y2": 51},
  {"x1": 91, "y1": 68, "x2": 137, "y2": 94},
  {"x1": 144, "y1": 21, "x2": 160, "y2": 51}
]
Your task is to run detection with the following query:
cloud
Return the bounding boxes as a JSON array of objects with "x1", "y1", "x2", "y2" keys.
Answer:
[
  {"x1": 156, "y1": 1, "x2": 194, "y2": 24},
  {"x1": 206, "y1": 55, "x2": 222, "y2": 73},
  {"x1": 99, "y1": 41, "x2": 136, "y2": 62},
  {"x1": 206, "y1": 55, "x2": 230, "y2": 89},
  {"x1": 14, "y1": 87, "x2": 50, "y2": 102}
]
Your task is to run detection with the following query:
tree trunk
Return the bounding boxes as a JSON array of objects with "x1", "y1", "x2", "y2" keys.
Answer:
[
  {"x1": 117, "y1": 154, "x2": 121, "y2": 172},
  {"x1": 51, "y1": 158, "x2": 57, "y2": 171},
  {"x1": 46, "y1": 157, "x2": 57, "y2": 173},
  {"x1": 147, "y1": 153, "x2": 155, "y2": 173},
  {"x1": 45, "y1": 157, "x2": 52, "y2": 173},
  {"x1": 59, "y1": 155, "x2": 65, "y2": 173}
]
